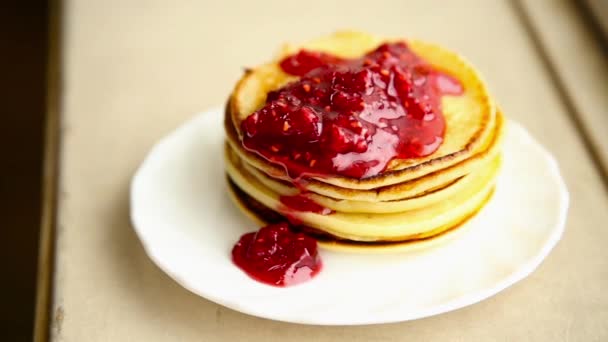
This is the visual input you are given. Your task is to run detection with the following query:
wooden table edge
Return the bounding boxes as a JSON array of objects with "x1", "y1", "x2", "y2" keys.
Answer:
[{"x1": 34, "y1": 0, "x2": 62, "y2": 340}]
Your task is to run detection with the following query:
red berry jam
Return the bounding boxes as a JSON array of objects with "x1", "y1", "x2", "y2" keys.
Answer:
[
  {"x1": 241, "y1": 42, "x2": 464, "y2": 179},
  {"x1": 279, "y1": 194, "x2": 333, "y2": 215},
  {"x1": 232, "y1": 222, "x2": 322, "y2": 287}
]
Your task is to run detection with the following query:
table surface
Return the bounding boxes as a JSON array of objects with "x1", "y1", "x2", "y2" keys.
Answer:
[{"x1": 43, "y1": 0, "x2": 608, "y2": 341}]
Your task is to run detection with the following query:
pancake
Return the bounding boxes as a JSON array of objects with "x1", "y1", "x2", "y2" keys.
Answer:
[
  {"x1": 238, "y1": 150, "x2": 494, "y2": 214},
  {"x1": 222, "y1": 31, "x2": 504, "y2": 252},
  {"x1": 226, "y1": 177, "x2": 495, "y2": 254},
  {"x1": 240, "y1": 157, "x2": 465, "y2": 213},
  {"x1": 228, "y1": 31, "x2": 496, "y2": 189},
  {"x1": 225, "y1": 142, "x2": 501, "y2": 242},
  {"x1": 226, "y1": 109, "x2": 504, "y2": 202}
]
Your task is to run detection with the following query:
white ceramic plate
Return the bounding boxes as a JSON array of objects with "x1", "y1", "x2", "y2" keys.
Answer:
[{"x1": 130, "y1": 108, "x2": 568, "y2": 325}]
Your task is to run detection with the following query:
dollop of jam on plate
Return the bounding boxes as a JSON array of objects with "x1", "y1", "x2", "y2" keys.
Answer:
[
  {"x1": 241, "y1": 42, "x2": 464, "y2": 180},
  {"x1": 232, "y1": 222, "x2": 322, "y2": 287}
]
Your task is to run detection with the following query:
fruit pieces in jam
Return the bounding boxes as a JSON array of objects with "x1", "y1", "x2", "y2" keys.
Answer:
[{"x1": 241, "y1": 42, "x2": 464, "y2": 180}]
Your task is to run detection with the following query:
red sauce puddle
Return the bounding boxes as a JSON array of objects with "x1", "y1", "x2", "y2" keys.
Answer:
[{"x1": 232, "y1": 223, "x2": 322, "y2": 287}]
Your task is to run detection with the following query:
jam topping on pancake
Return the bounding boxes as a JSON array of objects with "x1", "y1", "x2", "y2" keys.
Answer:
[{"x1": 241, "y1": 42, "x2": 463, "y2": 180}]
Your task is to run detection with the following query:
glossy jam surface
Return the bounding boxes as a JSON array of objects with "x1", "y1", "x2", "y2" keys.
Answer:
[
  {"x1": 279, "y1": 194, "x2": 333, "y2": 215},
  {"x1": 241, "y1": 42, "x2": 464, "y2": 179},
  {"x1": 232, "y1": 222, "x2": 322, "y2": 287}
]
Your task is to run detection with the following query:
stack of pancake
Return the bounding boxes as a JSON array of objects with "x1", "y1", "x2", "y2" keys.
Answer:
[{"x1": 224, "y1": 31, "x2": 504, "y2": 252}]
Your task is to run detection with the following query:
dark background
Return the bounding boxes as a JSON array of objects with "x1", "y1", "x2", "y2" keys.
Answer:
[{"x1": 0, "y1": 0, "x2": 48, "y2": 340}]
